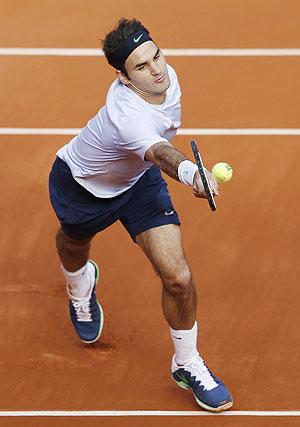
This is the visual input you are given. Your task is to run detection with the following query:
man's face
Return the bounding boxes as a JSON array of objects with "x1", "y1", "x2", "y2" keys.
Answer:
[{"x1": 123, "y1": 41, "x2": 170, "y2": 95}]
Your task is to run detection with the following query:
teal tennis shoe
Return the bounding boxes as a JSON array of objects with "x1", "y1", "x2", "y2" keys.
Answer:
[
  {"x1": 68, "y1": 260, "x2": 104, "y2": 344},
  {"x1": 172, "y1": 354, "x2": 233, "y2": 412}
]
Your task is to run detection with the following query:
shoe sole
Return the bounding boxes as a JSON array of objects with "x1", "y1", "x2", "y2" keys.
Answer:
[
  {"x1": 172, "y1": 377, "x2": 233, "y2": 412},
  {"x1": 81, "y1": 260, "x2": 104, "y2": 344}
]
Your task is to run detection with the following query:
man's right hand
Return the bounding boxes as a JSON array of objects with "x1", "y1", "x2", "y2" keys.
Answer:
[{"x1": 192, "y1": 170, "x2": 219, "y2": 199}]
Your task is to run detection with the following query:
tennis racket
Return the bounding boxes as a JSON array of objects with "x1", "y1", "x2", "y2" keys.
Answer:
[{"x1": 191, "y1": 140, "x2": 217, "y2": 212}]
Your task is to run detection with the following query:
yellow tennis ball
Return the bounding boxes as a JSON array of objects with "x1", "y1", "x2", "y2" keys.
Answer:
[{"x1": 212, "y1": 162, "x2": 233, "y2": 182}]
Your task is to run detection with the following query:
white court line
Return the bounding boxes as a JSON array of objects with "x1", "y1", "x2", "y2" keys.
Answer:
[
  {"x1": 1, "y1": 48, "x2": 300, "y2": 56},
  {"x1": 1, "y1": 128, "x2": 300, "y2": 136},
  {"x1": 178, "y1": 128, "x2": 300, "y2": 136},
  {"x1": 0, "y1": 410, "x2": 300, "y2": 417}
]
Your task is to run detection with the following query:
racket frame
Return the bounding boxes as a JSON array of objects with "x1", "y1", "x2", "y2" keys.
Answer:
[{"x1": 190, "y1": 140, "x2": 217, "y2": 211}]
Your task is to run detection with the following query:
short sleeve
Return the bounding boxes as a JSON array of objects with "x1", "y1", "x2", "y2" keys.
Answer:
[{"x1": 117, "y1": 114, "x2": 169, "y2": 160}]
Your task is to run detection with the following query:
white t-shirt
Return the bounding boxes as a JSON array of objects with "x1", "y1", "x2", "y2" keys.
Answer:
[{"x1": 57, "y1": 64, "x2": 181, "y2": 198}]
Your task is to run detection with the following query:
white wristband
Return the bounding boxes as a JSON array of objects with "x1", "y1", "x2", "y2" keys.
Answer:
[{"x1": 178, "y1": 160, "x2": 198, "y2": 186}]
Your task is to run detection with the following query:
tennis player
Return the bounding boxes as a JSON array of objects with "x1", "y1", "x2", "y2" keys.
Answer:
[{"x1": 49, "y1": 18, "x2": 233, "y2": 412}]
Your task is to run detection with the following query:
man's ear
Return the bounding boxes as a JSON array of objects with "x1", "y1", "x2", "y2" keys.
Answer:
[{"x1": 116, "y1": 70, "x2": 130, "y2": 85}]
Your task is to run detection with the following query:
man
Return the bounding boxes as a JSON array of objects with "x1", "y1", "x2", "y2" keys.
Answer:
[{"x1": 49, "y1": 18, "x2": 233, "y2": 412}]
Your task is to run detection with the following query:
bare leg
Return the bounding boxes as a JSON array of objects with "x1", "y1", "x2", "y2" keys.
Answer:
[
  {"x1": 55, "y1": 228, "x2": 94, "y2": 272},
  {"x1": 136, "y1": 224, "x2": 196, "y2": 330},
  {"x1": 136, "y1": 221, "x2": 233, "y2": 411}
]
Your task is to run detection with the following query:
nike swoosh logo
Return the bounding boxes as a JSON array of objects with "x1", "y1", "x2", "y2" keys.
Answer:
[
  {"x1": 165, "y1": 210, "x2": 174, "y2": 216},
  {"x1": 133, "y1": 34, "x2": 143, "y2": 43},
  {"x1": 172, "y1": 336, "x2": 182, "y2": 340}
]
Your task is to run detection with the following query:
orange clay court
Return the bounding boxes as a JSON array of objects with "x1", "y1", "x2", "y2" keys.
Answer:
[{"x1": 0, "y1": 1, "x2": 300, "y2": 426}]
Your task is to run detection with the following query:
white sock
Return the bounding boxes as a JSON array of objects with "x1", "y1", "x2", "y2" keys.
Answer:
[
  {"x1": 61, "y1": 262, "x2": 93, "y2": 299},
  {"x1": 170, "y1": 321, "x2": 199, "y2": 365}
]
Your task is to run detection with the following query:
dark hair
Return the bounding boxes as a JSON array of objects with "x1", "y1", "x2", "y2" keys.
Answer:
[{"x1": 102, "y1": 18, "x2": 149, "y2": 78}]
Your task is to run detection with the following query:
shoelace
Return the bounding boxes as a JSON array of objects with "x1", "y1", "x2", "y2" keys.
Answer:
[
  {"x1": 67, "y1": 287, "x2": 93, "y2": 322},
  {"x1": 72, "y1": 297, "x2": 92, "y2": 322},
  {"x1": 187, "y1": 356, "x2": 218, "y2": 391}
]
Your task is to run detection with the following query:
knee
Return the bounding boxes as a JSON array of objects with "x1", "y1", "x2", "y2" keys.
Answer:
[
  {"x1": 162, "y1": 265, "x2": 193, "y2": 296},
  {"x1": 55, "y1": 228, "x2": 92, "y2": 256}
]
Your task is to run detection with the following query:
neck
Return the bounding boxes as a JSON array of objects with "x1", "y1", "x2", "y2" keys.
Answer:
[{"x1": 128, "y1": 82, "x2": 166, "y2": 105}]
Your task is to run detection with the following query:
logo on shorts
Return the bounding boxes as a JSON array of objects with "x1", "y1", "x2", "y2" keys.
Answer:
[
  {"x1": 133, "y1": 34, "x2": 143, "y2": 43},
  {"x1": 165, "y1": 210, "x2": 175, "y2": 216}
]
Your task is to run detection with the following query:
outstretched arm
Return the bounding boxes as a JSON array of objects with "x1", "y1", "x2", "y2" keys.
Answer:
[
  {"x1": 145, "y1": 141, "x2": 186, "y2": 180},
  {"x1": 144, "y1": 141, "x2": 219, "y2": 198}
]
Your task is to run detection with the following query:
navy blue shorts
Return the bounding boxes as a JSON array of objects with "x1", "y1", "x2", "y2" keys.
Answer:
[{"x1": 49, "y1": 157, "x2": 180, "y2": 241}]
